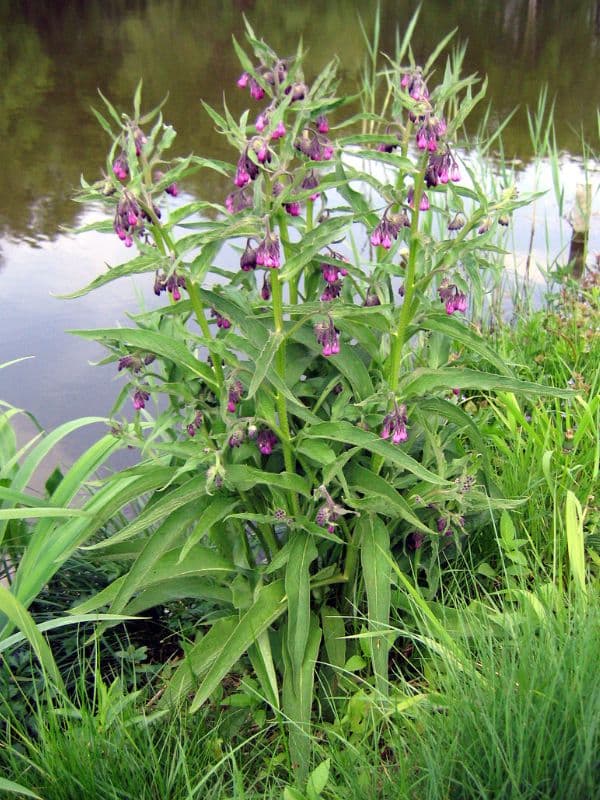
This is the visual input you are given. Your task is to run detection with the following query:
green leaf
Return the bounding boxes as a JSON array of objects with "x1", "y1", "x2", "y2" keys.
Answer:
[
  {"x1": 401, "y1": 367, "x2": 575, "y2": 399},
  {"x1": 178, "y1": 496, "x2": 239, "y2": 563},
  {"x1": 418, "y1": 397, "x2": 492, "y2": 475},
  {"x1": 225, "y1": 465, "x2": 311, "y2": 497},
  {"x1": 321, "y1": 606, "x2": 346, "y2": 670},
  {"x1": 282, "y1": 614, "x2": 322, "y2": 782},
  {"x1": 305, "y1": 422, "x2": 450, "y2": 485},
  {"x1": 279, "y1": 216, "x2": 352, "y2": 281},
  {"x1": 0, "y1": 777, "x2": 43, "y2": 799},
  {"x1": 247, "y1": 332, "x2": 284, "y2": 399},
  {"x1": 0, "y1": 586, "x2": 64, "y2": 692},
  {"x1": 297, "y1": 440, "x2": 337, "y2": 466},
  {"x1": 359, "y1": 515, "x2": 392, "y2": 695},
  {"x1": 59, "y1": 254, "x2": 166, "y2": 299},
  {"x1": 248, "y1": 630, "x2": 280, "y2": 710},
  {"x1": 189, "y1": 580, "x2": 287, "y2": 712},
  {"x1": 161, "y1": 616, "x2": 239, "y2": 707},
  {"x1": 0, "y1": 507, "x2": 88, "y2": 520},
  {"x1": 286, "y1": 534, "x2": 318, "y2": 683},
  {"x1": 418, "y1": 313, "x2": 512, "y2": 376},
  {"x1": 70, "y1": 327, "x2": 218, "y2": 391},
  {"x1": 307, "y1": 759, "x2": 331, "y2": 800},
  {"x1": 346, "y1": 464, "x2": 432, "y2": 531},
  {"x1": 566, "y1": 490, "x2": 586, "y2": 594}
]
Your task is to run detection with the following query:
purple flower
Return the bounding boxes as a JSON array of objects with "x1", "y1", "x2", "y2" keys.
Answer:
[
  {"x1": 249, "y1": 78, "x2": 265, "y2": 101},
  {"x1": 316, "y1": 114, "x2": 329, "y2": 133},
  {"x1": 237, "y1": 72, "x2": 249, "y2": 88},
  {"x1": 295, "y1": 129, "x2": 334, "y2": 162},
  {"x1": 271, "y1": 120, "x2": 286, "y2": 139},
  {"x1": 256, "y1": 232, "x2": 281, "y2": 269},
  {"x1": 225, "y1": 188, "x2": 253, "y2": 214},
  {"x1": 227, "y1": 380, "x2": 244, "y2": 413},
  {"x1": 112, "y1": 153, "x2": 130, "y2": 181},
  {"x1": 261, "y1": 273, "x2": 271, "y2": 301},
  {"x1": 154, "y1": 271, "x2": 186, "y2": 301},
  {"x1": 301, "y1": 170, "x2": 320, "y2": 200},
  {"x1": 240, "y1": 240, "x2": 258, "y2": 272},
  {"x1": 406, "y1": 531, "x2": 425, "y2": 551},
  {"x1": 234, "y1": 148, "x2": 260, "y2": 188},
  {"x1": 321, "y1": 261, "x2": 348, "y2": 284},
  {"x1": 401, "y1": 68, "x2": 429, "y2": 101},
  {"x1": 229, "y1": 429, "x2": 245, "y2": 448},
  {"x1": 321, "y1": 279, "x2": 343, "y2": 302},
  {"x1": 438, "y1": 281, "x2": 468, "y2": 315},
  {"x1": 425, "y1": 149, "x2": 461, "y2": 187},
  {"x1": 257, "y1": 428, "x2": 278, "y2": 455},
  {"x1": 370, "y1": 211, "x2": 408, "y2": 249},
  {"x1": 165, "y1": 182, "x2": 179, "y2": 197},
  {"x1": 381, "y1": 403, "x2": 409, "y2": 444},
  {"x1": 364, "y1": 290, "x2": 381, "y2": 307},
  {"x1": 114, "y1": 194, "x2": 144, "y2": 246},
  {"x1": 314, "y1": 318, "x2": 340, "y2": 357},
  {"x1": 132, "y1": 388, "x2": 150, "y2": 410},
  {"x1": 448, "y1": 213, "x2": 466, "y2": 232},
  {"x1": 255, "y1": 111, "x2": 269, "y2": 132}
]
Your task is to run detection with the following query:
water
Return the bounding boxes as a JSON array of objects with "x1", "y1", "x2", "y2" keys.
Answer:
[{"x1": 1, "y1": 0, "x2": 599, "y2": 460}]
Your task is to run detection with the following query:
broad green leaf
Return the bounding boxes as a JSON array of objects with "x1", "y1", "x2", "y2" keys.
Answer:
[
  {"x1": 305, "y1": 422, "x2": 450, "y2": 485},
  {"x1": 279, "y1": 216, "x2": 352, "y2": 281},
  {"x1": 59, "y1": 254, "x2": 168, "y2": 298},
  {"x1": 248, "y1": 629, "x2": 280, "y2": 710},
  {"x1": 247, "y1": 332, "x2": 284, "y2": 399},
  {"x1": 297, "y1": 439, "x2": 337, "y2": 466},
  {"x1": 86, "y1": 474, "x2": 208, "y2": 549},
  {"x1": 346, "y1": 464, "x2": 432, "y2": 531},
  {"x1": 0, "y1": 613, "x2": 133, "y2": 654},
  {"x1": 360, "y1": 515, "x2": 392, "y2": 695},
  {"x1": 328, "y1": 346, "x2": 373, "y2": 400},
  {"x1": 418, "y1": 313, "x2": 512, "y2": 376},
  {"x1": 189, "y1": 580, "x2": 287, "y2": 711},
  {"x1": 286, "y1": 534, "x2": 318, "y2": 683},
  {"x1": 321, "y1": 605, "x2": 346, "y2": 669},
  {"x1": 0, "y1": 778, "x2": 43, "y2": 798},
  {"x1": 178, "y1": 496, "x2": 239, "y2": 562},
  {"x1": 401, "y1": 367, "x2": 575, "y2": 399},
  {"x1": 0, "y1": 508, "x2": 88, "y2": 520},
  {"x1": 307, "y1": 759, "x2": 331, "y2": 800},
  {"x1": 124, "y1": 579, "x2": 232, "y2": 616},
  {"x1": 419, "y1": 397, "x2": 492, "y2": 474},
  {"x1": 0, "y1": 586, "x2": 64, "y2": 692},
  {"x1": 161, "y1": 615, "x2": 239, "y2": 707},
  {"x1": 225, "y1": 465, "x2": 311, "y2": 497},
  {"x1": 282, "y1": 614, "x2": 322, "y2": 782},
  {"x1": 70, "y1": 327, "x2": 218, "y2": 390}
]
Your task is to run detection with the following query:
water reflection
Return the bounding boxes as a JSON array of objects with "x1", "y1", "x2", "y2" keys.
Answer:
[
  {"x1": 1, "y1": 0, "x2": 599, "y2": 452},
  {"x1": 2, "y1": 0, "x2": 599, "y2": 242}
]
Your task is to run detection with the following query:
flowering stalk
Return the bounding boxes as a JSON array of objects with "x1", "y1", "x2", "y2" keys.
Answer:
[
  {"x1": 270, "y1": 264, "x2": 299, "y2": 513},
  {"x1": 144, "y1": 207, "x2": 224, "y2": 391}
]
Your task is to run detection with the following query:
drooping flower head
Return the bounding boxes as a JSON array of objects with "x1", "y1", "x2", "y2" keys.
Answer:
[
  {"x1": 132, "y1": 388, "x2": 150, "y2": 411},
  {"x1": 294, "y1": 129, "x2": 334, "y2": 162},
  {"x1": 113, "y1": 193, "x2": 144, "y2": 247},
  {"x1": 256, "y1": 231, "x2": 281, "y2": 269},
  {"x1": 401, "y1": 67, "x2": 429, "y2": 101},
  {"x1": 240, "y1": 239, "x2": 258, "y2": 272},
  {"x1": 112, "y1": 152, "x2": 130, "y2": 181},
  {"x1": 225, "y1": 187, "x2": 253, "y2": 214},
  {"x1": 300, "y1": 170, "x2": 320, "y2": 201},
  {"x1": 370, "y1": 209, "x2": 410, "y2": 249},
  {"x1": 227, "y1": 380, "x2": 244, "y2": 413},
  {"x1": 438, "y1": 280, "x2": 468, "y2": 315},
  {"x1": 380, "y1": 402, "x2": 409, "y2": 444},
  {"x1": 425, "y1": 148, "x2": 461, "y2": 187},
  {"x1": 260, "y1": 272, "x2": 271, "y2": 301},
  {"x1": 154, "y1": 271, "x2": 186, "y2": 301},
  {"x1": 314, "y1": 317, "x2": 340, "y2": 357},
  {"x1": 257, "y1": 428, "x2": 278, "y2": 455},
  {"x1": 234, "y1": 148, "x2": 260, "y2": 188}
]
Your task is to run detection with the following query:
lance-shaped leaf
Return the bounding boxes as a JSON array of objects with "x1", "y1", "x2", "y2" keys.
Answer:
[
  {"x1": 359, "y1": 514, "x2": 392, "y2": 696},
  {"x1": 401, "y1": 367, "x2": 575, "y2": 399},
  {"x1": 304, "y1": 422, "x2": 450, "y2": 485},
  {"x1": 189, "y1": 580, "x2": 287, "y2": 712},
  {"x1": 70, "y1": 327, "x2": 218, "y2": 391},
  {"x1": 286, "y1": 534, "x2": 318, "y2": 683}
]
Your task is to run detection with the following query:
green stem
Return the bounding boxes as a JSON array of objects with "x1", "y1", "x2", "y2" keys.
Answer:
[
  {"x1": 146, "y1": 207, "x2": 224, "y2": 391},
  {"x1": 270, "y1": 267, "x2": 299, "y2": 514},
  {"x1": 278, "y1": 213, "x2": 297, "y2": 305}
]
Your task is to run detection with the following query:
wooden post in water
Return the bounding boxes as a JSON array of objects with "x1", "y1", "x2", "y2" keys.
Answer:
[{"x1": 567, "y1": 183, "x2": 591, "y2": 280}]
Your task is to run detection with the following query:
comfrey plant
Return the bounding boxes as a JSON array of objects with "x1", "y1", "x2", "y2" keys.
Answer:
[{"x1": 66, "y1": 17, "x2": 571, "y2": 773}]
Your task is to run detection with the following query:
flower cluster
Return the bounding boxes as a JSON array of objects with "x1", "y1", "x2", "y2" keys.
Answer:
[
  {"x1": 186, "y1": 411, "x2": 204, "y2": 437},
  {"x1": 256, "y1": 231, "x2": 281, "y2": 269},
  {"x1": 153, "y1": 271, "x2": 186, "y2": 301},
  {"x1": 225, "y1": 187, "x2": 253, "y2": 214},
  {"x1": 227, "y1": 380, "x2": 244, "y2": 413},
  {"x1": 113, "y1": 194, "x2": 144, "y2": 247},
  {"x1": 380, "y1": 402, "x2": 409, "y2": 444},
  {"x1": 132, "y1": 387, "x2": 150, "y2": 410},
  {"x1": 257, "y1": 428, "x2": 278, "y2": 455},
  {"x1": 416, "y1": 115, "x2": 447, "y2": 152},
  {"x1": 320, "y1": 258, "x2": 348, "y2": 301},
  {"x1": 117, "y1": 353, "x2": 155, "y2": 373},
  {"x1": 314, "y1": 318, "x2": 340, "y2": 356},
  {"x1": 315, "y1": 486, "x2": 349, "y2": 534},
  {"x1": 294, "y1": 128, "x2": 334, "y2": 162},
  {"x1": 438, "y1": 280, "x2": 468, "y2": 315},
  {"x1": 371, "y1": 209, "x2": 410, "y2": 249},
  {"x1": 425, "y1": 149, "x2": 461, "y2": 187},
  {"x1": 212, "y1": 308, "x2": 232, "y2": 329},
  {"x1": 401, "y1": 67, "x2": 429, "y2": 101}
]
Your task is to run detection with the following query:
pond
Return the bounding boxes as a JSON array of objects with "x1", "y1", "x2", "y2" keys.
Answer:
[{"x1": 1, "y1": 0, "x2": 599, "y2": 462}]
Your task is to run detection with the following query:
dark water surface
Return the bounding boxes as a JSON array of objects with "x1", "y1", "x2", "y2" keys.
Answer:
[{"x1": 1, "y1": 0, "x2": 599, "y2": 459}]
